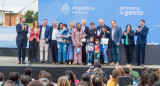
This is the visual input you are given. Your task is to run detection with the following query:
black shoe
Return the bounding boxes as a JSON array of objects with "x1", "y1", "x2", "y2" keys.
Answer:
[
  {"x1": 22, "y1": 62, "x2": 26, "y2": 64},
  {"x1": 18, "y1": 62, "x2": 21, "y2": 64}
]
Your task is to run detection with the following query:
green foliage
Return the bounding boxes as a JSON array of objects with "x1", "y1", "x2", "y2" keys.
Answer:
[{"x1": 24, "y1": 10, "x2": 38, "y2": 23}]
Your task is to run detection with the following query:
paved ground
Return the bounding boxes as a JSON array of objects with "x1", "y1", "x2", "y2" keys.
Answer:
[{"x1": 0, "y1": 56, "x2": 160, "y2": 68}]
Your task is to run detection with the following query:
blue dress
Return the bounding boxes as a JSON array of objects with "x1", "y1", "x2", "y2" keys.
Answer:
[{"x1": 67, "y1": 29, "x2": 74, "y2": 60}]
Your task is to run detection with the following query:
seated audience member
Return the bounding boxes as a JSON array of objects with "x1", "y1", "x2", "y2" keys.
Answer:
[
  {"x1": 81, "y1": 73, "x2": 93, "y2": 86},
  {"x1": 92, "y1": 75, "x2": 103, "y2": 86},
  {"x1": 123, "y1": 67, "x2": 133, "y2": 84},
  {"x1": 21, "y1": 76, "x2": 32, "y2": 86},
  {"x1": 107, "y1": 69, "x2": 122, "y2": 86},
  {"x1": 39, "y1": 71, "x2": 56, "y2": 86},
  {"x1": 93, "y1": 68, "x2": 107, "y2": 86},
  {"x1": 0, "y1": 72, "x2": 4, "y2": 86},
  {"x1": 27, "y1": 80, "x2": 44, "y2": 86},
  {"x1": 115, "y1": 64, "x2": 125, "y2": 76},
  {"x1": 65, "y1": 75, "x2": 71, "y2": 84},
  {"x1": 64, "y1": 70, "x2": 79, "y2": 85},
  {"x1": 153, "y1": 81, "x2": 160, "y2": 86},
  {"x1": 148, "y1": 71, "x2": 159, "y2": 86},
  {"x1": 2, "y1": 80, "x2": 15, "y2": 86},
  {"x1": 39, "y1": 70, "x2": 47, "y2": 79},
  {"x1": 137, "y1": 71, "x2": 150, "y2": 86},
  {"x1": 39, "y1": 78, "x2": 50, "y2": 86},
  {"x1": 126, "y1": 64, "x2": 140, "y2": 80},
  {"x1": 76, "y1": 81, "x2": 88, "y2": 86},
  {"x1": 9, "y1": 72, "x2": 23, "y2": 86},
  {"x1": 86, "y1": 66, "x2": 94, "y2": 75},
  {"x1": 24, "y1": 68, "x2": 34, "y2": 80},
  {"x1": 94, "y1": 63, "x2": 108, "y2": 79},
  {"x1": 58, "y1": 76, "x2": 70, "y2": 86}
]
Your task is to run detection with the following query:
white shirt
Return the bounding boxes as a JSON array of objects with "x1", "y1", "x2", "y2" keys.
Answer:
[
  {"x1": 112, "y1": 28, "x2": 115, "y2": 41},
  {"x1": 52, "y1": 28, "x2": 58, "y2": 40},
  {"x1": 41, "y1": 26, "x2": 45, "y2": 39},
  {"x1": 34, "y1": 27, "x2": 37, "y2": 38},
  {"x1": 81, "y1": 25, "x2": 85, "y2": 31}
]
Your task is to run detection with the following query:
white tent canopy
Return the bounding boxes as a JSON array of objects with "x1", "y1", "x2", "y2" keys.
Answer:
[{"x1": 0, "y1": 0, "x2": 37, "y2": 13}]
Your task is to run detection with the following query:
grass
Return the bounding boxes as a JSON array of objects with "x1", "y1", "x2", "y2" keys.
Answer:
[{"x1": 26, "y1": 23, "x2": 32, "y2": 26}]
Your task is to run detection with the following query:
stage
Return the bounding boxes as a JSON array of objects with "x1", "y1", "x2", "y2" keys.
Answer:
[{"x1": 0, "y1": 56, "x2": 160, "y2": 83}]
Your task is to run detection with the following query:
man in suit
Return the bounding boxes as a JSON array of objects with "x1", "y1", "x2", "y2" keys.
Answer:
[
  {"x1": 39, "y1": 19, "x2": 50, "y2": 63},
  {"x1": 96, "y1": 19, "x2": 110, "y2": 33},
  {"x1": 110, "y1": 20, "x2": 122, "y2": 65},
  {"x1": 135, "y1": 19, "x2": 149, "y2": 66},
  {"x1": 81, "y1": 19, "x2": 90, "y2": 64},
  {"x1": 49, "y1": 21, "x2": 58, "y2": 64},
  {"x1": 16, "y1": 17, "x2": 28, "y2": 64}
]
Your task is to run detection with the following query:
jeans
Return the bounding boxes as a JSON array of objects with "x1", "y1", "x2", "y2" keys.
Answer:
[
  {"x1": 87, "y1": 51, "x2": 93, "y2": 63},
  {"x1": 103, "y1": 44, "x2": 108, "y2": 63},
  {"x1": 111, "y1": 41, "x2": 120, "y2": 63},
  {"x1": 57, "y1": 42, "x2": 67, "y2": 62}
]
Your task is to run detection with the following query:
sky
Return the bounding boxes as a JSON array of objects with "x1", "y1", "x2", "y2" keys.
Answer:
[{"x1": 0, "y1": 0, "x2": 38, "y2": 14}]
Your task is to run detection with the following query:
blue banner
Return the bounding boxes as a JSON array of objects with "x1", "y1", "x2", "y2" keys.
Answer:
[{"x1": 38, "y1": 0, "x2": 160, "y2": 44}]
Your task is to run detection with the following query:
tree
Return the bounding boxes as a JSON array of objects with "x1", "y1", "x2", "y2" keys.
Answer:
[
  {"x1": 24, "y1": 10, "x2": 34, "y2": 23},
  {"x1": 33, "y1": 11, "x2": 38, "y2": 20}
]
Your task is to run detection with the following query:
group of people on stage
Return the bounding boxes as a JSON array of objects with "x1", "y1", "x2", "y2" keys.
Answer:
[{"x1": 16, "y1": 17, "x2": 148, "y2": 66}]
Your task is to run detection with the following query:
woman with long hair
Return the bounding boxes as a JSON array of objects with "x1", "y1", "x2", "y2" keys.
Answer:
[
  {"x1": 67, "y1": 21, "x2": 75, "y2": 64},
  {"x1": 122, "y1": 24, "x2": 135, "y2": 65},
  {"x1": 107, "y1": 69, "x2": 122, "y2": 86},
  {"x1": 28, "y1": 20, "x2": 40, "y2": 64}
]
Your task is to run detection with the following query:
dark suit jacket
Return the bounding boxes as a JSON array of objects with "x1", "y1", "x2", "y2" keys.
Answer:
[
  {"x1": 135, "y1": 26, "x2": 149, "y2": 44},
  {"x1": 83, "y1": 25, "x2": 89, "y2": 42},
  {"x1": 16, "y1": 23, "x2": 28, "y2": 42},
  {"x1": 110, "y1": 26, "x2": 122, "y2": 44},
  {"x1": 84, "y1": 25, "x2": 89, "y2": 35},
  {"x1": 96, "y1": 24, "x2": 110, "y2": 32},
  {"x1": 39, "y1": 25, "x2": 50, "y2": 44},
  {"x1": 122, "y1": 30, "x2": 135, "y2": 45}
]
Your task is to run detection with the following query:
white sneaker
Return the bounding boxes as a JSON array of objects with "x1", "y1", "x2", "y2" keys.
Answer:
[
  {"x1": 89, "y1": 63, "x2": 92, "y2": 65},
  {"x1": 87, "y1": 63, "x2": 90, "y2": 65}
]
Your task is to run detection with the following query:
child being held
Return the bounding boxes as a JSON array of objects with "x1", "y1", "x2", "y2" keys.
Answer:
[{"x1": 62, "y1": 24, "x2": 69, "y2": 43}]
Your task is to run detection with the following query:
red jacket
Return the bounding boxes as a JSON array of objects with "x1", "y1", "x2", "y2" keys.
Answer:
[{"x1": 29, "y1": 26, "x2": 40, "y2": 42}]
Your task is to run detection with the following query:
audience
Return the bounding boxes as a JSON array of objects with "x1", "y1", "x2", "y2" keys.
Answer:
[
  {"x1": 107, "y1": 69, "x2": 122, "y2": 86},
  {"x1": 27, "y1": 80, "x2": 44, "y2": 86},
  {"x1": 39, "y1": 78, "x2": 50, "y2": 86},
  {"x1": 2, "y1": 80, "x2": 15, "y2": 86},
  {"x1": 9, "y1": 72, "x2": 23, "y2": 86},
  {"x1": 58, "y1": 76, "x2": 70, "y2": 86},
  {"x1": 153, "y1": 81, "x2": 160, "y2": 86},
  {"x1": 21, "y1": 76, "x2": 32, "y2": 86},
  {"x1": 64, "y1": 70, "x2": 79, "y2": 85},
  {"x1": 76, "y1": 81, "x2": 88, "y2": 86},
  {"x1": 1, "y1": 63, "x2": 160, "y2": 86},
  {"x1": 24, "y1": 68, "x2": 34, "y2": 80},
  {"x1": 81, "y1": 73, "x2": 92, "y2": 86},
  {"x1": 126, "y1": 64, "x2": 140, "y2": 80},
  {"x1": 0, "y1": 72, "x2": 4, "y2": 86}
]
